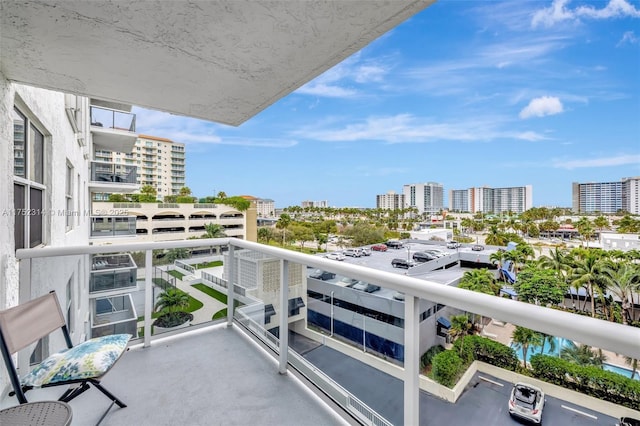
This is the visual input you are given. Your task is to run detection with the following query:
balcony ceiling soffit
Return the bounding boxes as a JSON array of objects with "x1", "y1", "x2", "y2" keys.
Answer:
[{"x1": 0, "y1": 0, "x2": 434, "y2": 126}]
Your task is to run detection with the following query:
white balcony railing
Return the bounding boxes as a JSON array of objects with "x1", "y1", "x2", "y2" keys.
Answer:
[{"x1": 14, "y1": 239, "x2": 640, "y2": 424}]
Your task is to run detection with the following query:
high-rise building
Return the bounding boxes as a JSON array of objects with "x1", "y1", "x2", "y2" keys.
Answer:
[
  {"x1": 572, "y1": 177, "x2": 640, "y2": 214},
  {"x1": 256, "y1": 198, "x2": 276, "y2": 217},
  {"x1": 301, "y1": 200, "x2": 328, "y2": 208},
  {"x1": 376, "y1": 191, "x2": 405, "y2": 210},
  {"x1": 449, "y1": 185, "x2": 533, "y2": 214},
  {"x1": 92, "y1": 135, "x2": 185, "y2": 201},
  {"x1": 402, "y1": 182, "x2": 444, "y2": 216}
]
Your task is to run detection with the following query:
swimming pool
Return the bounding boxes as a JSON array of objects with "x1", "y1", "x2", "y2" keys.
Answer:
[
  {"x1": 511, "y1": 336, "x2": 576, "y2": 363},
  {"x1": 603, "y1": 363, "x2": 640, "y2": 381},
  {"x1": 511, "y1": 336, "x2": 639, "y2": 381}
]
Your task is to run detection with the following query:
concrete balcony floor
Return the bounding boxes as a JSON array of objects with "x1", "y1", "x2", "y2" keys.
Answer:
[{"x1": 1, "y1": 324, "x2": 349, "y2": 426}]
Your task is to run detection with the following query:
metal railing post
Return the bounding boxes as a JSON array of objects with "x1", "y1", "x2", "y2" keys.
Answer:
[
  {"x1": 404, "y1": 294, "x2": 420, "y2": 426},
  {"x1": 226, "y1": 244, "x2": 234, "y2": 327},
  {"x1": 143, "y1": 249, "x2": 153, "y2": 347},
  {"x1": 278, "y1": 259, "x2": 289, "y2": 375}
]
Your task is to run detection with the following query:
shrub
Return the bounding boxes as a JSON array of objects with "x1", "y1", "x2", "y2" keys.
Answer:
[
  {"x1": 420, "y1": 345, "x2": 445, "y2": 370},
  {"x1": 530, "y1": 354, "x2": 640, "y2": 410},
  {"x1": 432, "y1": 351, "x2": 462, "y2": 388}
]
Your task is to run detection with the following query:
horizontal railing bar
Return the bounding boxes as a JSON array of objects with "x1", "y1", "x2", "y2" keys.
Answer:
[{"x1": 16, "y1": 239, "x2": 640, "y2": 359}]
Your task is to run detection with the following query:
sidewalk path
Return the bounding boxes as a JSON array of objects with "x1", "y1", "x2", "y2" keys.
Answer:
[{"x1": 175, "y1": 271, "x2": 226, "y2": 324}]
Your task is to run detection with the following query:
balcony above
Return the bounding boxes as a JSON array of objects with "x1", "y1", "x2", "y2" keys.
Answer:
[
  {"x1": 90, "y1": 216, "x2": 137, "y2": 239},
  {"x1": 90, "y1": 106, "x2": 138, "y2": 152},
  {"x1": 90, "y1": 253, "x2": 137, "y2": 295},
  {"x1": 89, "y1": 161, "x2": 139, "y2": 193},
  {"x1": 0, "y1": 1, "x2": 433, "y2": 126}
]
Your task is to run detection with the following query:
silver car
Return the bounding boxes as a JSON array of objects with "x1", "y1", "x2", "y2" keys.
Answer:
[{"x1": 508, "y1": 382, "x2": 545, "y2": 424}]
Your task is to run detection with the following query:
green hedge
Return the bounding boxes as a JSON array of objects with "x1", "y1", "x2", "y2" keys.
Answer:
[
  {"x1": 453, "y1": 335, "x2": 519, "y2": 371},
  {"x1": 530, "y1": 354, "x2": 640, "y2": 410},
  {"x1": 432, "y1": 350, "x2": 462, "y2": 388},
  {"x1": 421, "y1": 345, "x2": 445, "y2": 370}
]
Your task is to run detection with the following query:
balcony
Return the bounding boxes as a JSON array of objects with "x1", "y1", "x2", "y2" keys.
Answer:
[
  {"x1": 89, "y1": 161, "x2": 139, "y2": 193},
  {"x1": 10, "y1": 239, "x2": 640, "y2": 425},
  {"x1": 91, "y1": 293, "x2": 138, "y2": 338},
  {"x1": 90, "y1": 105, "x2": 138, "y2": 152},
  {"x1": 90, "y1": 216, "x2": 137, "y2": 238},
  {"x1": 90, "y1": 253, "x2": 137, "y2": 294}
]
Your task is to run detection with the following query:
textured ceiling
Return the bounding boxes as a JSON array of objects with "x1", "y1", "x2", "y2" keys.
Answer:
[{"x1": 1, "y1": 1, "x2": 434, "y2": 125}]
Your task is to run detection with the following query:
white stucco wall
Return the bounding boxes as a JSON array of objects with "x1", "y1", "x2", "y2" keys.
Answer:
[{"x1": 0, "y1": 75, "x2": 93, "y2": 393}]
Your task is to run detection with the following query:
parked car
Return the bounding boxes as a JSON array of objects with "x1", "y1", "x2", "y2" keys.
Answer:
[
  {"x1": 391, "y1": 258, "x2": 415, "y2": 269},
  {"x1": 339, "y1": 277, "x2": 358, "y2": 286},
  {"x1": 360, "y1": 247, "x2": 372, "y2": 256},
  {"x1": 392, "y1": 291, "x2": 405, "y2": 301},
  {"x1": 472, "y1": 244, "x2": 485, "y2": 251},
  {"x1": 384, "y1": 240, "x2": 404, "y2": 249},
  {"x1": 508, "y1": 382, "x2": 545, "y2": 424},
  {"x1": 619, "y1": 418, "x2": 640, "y2": 426},
  {"x1": 351, "y1": 281, "x2": 380, "y2": 293},
  {"x1": 343, "y1": 248, "x2": 363, "y2": 257},
  {"x1": 325, "y1": 252, "x2": 345, "y2": 261},
  {"x1": 421, "y1": 249, "x2": 446, "y2": 257},
  {"x1": 309, "y1": 269, "x2": 336, "y2": 280},
  {"x1": 371, "y1": 244, "x2": 388, "y2": 252},
  {"x1": 446, "y1": 241, "x2": 461, "y2": 249},
  {"x1": 413, "y1": 251, "x2": 437, "y2": 263}
]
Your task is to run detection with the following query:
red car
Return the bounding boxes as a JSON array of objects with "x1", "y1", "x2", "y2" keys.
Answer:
[{"x1": 371, "y1": 244, "x2": 388, "y2": 252}]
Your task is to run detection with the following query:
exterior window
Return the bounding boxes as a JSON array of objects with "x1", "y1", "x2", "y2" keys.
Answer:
[
  {"x1": 66, "y1": 162, "x2": 74, "y2": 230},
  {"x1": 29, "y1": 336, "x2": 48, "y2": 366},
  {"x1": 66, "y1": 276, "x2": 73, "y2": 332},
  {"x1": 13, "y1": 106, "x2": 46, "y2": 249}
]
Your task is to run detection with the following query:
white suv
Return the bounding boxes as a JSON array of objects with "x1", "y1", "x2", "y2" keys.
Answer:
[{"x1": 343, "y1": 248, "x2": 363, "y2": 257}]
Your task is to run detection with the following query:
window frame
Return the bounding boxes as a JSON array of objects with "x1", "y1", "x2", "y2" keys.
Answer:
[{"x1": 13, "y1": 104, "x2": 48, "y2": 249}]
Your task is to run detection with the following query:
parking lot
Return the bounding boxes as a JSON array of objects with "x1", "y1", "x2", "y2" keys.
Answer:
[{"x1": 294, "y1": 338, "x2": 619, "y2": 426}]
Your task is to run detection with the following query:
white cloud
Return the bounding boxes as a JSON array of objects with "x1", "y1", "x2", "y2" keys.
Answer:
[
  {"x1": 293, "y1": 114, "x2": 548, "y2": 144},
  {"x1": 618, "y1": 30, "x2": 639, "y2": 46},
  {"x1": 532, "y1": 0, "x2": 640, "y2": 28},
  {"x1": 133, "y1": 107, "x2": 295, "y2": 147},
  {"x1": 519, "y1": 96, "x2": 564, "y2": 119},
  {"x1": 553, "y1": 154, "x2": 640, "y2": 169},
  {"x1": 294, "y1": 52, "x2": 393, "y2": 98}
]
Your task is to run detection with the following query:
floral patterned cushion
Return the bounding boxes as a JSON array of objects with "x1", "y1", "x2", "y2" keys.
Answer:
[{"x1": 21, "y1": 334, "x2": 131, "y2": 387}]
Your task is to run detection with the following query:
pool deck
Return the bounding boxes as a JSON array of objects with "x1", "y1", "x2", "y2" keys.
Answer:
[{"x1": 481, "y1": 319, "x2": 630, "y2": 369}]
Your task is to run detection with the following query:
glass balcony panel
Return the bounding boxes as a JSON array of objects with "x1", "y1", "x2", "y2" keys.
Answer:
[
  {"x1": 90, "y1": 161, "x2": 137, "y2": 184},
  {"x1": 90, "y1": 254, "x2": 137, "y2": 293},
  {"x1": 91, "y1": 293, "x2": 138, "y2": 338},
  {"x1": 90, "y1": 216, "x2": 136, "y2": 237},
  {"x1": 13, "y1": 240, "x2": 638, "y2": 425},
  {"x1": 90, "y1": 105, "x2": 136, "y2": 132}
]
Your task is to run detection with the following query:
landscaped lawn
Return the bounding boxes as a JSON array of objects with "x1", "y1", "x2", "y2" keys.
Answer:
[
  {"x1": 167, "y1": 269, "x2": 185, "y2": 279},
  {"x1": 191, "y1": 283, "x2": 241, "y2": 309},
  {"x1": 195, "y1": 260, "x2": 223, "y2": 269}
]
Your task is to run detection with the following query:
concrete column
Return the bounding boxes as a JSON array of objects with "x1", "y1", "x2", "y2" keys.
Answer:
[
  {"x1": 278, "y1": 259, "x2": 289, "y2": 375},
  {"x1": 404, "y1": 294, "x2": 420, "y2": 425},
  {"x1": 143, "y1": 249, "x2": 152, "y2": 348},
  {"x1": 226, "y1": 244, "x2": 234, "y2": 327}
]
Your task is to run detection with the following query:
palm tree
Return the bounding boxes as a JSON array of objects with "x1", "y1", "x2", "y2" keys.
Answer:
[
  {"x1": 449, "y1": 314, "x2": 472, "y2": 355},
  {"x1": 203, "y1": 222, "x2": 227, "y2": 238},
  {"x1": 154, "y1": 288, "x2": 191, "y2": 327},
  {"x1": 569, "y1": 251, "x2": 605, "y2": 317},
  {"x1": 560, "y1": 344, "x2": 607, "y2": 367},
  {"x1": 203, "y1": 223, "x2": 227, "y2": 254},
  {"x1": 276, "y1": 213, "x2": 292, "y2": 246},
  {"x1": 625, "y1": 356, "x2": 639, "y2": 380},
  {"x1": 599, "y1": 262, "x2": 640, "y2": 324},
  {"x1": 511, "y1": 326, "x2": 543, "y2": 367}
]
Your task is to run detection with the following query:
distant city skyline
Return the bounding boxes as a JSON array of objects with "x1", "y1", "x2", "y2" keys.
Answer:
[{"x1": 134, "y1": 0, "x2": 640, "y2": 208}]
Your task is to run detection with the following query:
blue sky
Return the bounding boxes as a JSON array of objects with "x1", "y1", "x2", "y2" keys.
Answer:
[{"x1": 133, "y1": 0, "x2": 640, "y2": 209}]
